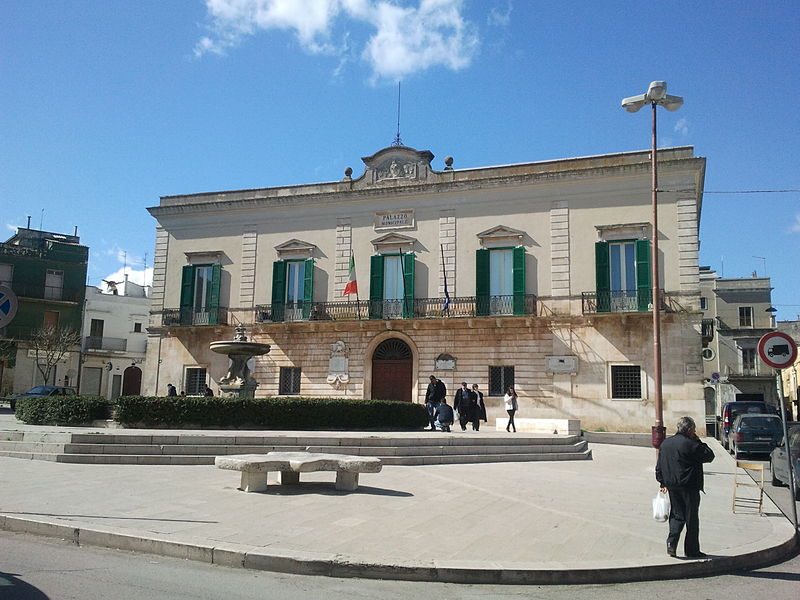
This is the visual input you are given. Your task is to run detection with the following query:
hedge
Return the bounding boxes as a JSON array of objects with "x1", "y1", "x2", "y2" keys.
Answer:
[
  {"x1": 114, "y1": 395, "x2": 429, "y2": 429},
  {"x1": 15, "y1": 395, "x2": 112, "y2": 426}
]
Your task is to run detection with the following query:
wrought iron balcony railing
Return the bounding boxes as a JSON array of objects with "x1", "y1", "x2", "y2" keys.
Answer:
[
  {"x1": 160, "y1": 307, "x2": 229, "y2": 327},
  {"x1": 84, "y1": 336, "x2": 128, "y2": 351},
  {"x1": 582, "y1": 289, "x2": 679, "y2": 314},
  {"x1": 701, "y1": 318, "x2": 715, "y2": 343}
]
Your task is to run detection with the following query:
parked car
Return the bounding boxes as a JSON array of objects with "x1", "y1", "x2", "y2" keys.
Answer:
[
  {"x1": 729, "y1": 414, "x2": 784, "y2": 458},
  {"x1": 770, "y1": 423, "x2": 800, "y2": 500},
  {"x1": 7, "y1": 385, "x2": 77, "y2": 410},
  {"x1": 720, "y1": 401, "x2": 778, "y2": 449}
]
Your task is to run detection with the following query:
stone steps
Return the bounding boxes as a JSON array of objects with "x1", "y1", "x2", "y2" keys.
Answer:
[{"x1": 0, "y1": 430, "x2": 591, "y2": 466}]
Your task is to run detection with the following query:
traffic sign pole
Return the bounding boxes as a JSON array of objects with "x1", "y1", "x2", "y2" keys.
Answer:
[{"x1": 759, "y1": 331, "x2": 799, "y2": 534}]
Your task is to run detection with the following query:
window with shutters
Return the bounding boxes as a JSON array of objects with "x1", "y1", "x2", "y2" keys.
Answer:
[
  {"x1": 369, "y1": 253, "x2": 415, "y2": 319},
  {"x1": 271, "y1": 258, "x2": 314, "y2": 322},
  {"x1": 595, "y1": 239, "x2": 650, "y2": 313},
  {"x1": 279, "y1": 367, "x2": 301, "y2": 395},
  {"x1": 179, "y1": 264, "x2": 222, "y2": 325},
  {"x1": 476, "y1": 247, "x2": 525, "y2": 316},
  {"x1": 738, "y1": 306, "x2": 753, "y2": 327},
  {"x1": 489, "y1": 366, "x2": 515, "y2": 396}
]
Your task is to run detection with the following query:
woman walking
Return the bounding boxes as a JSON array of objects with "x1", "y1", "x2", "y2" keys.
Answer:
[{"x1": 504, "y1": 386, "x2": 518, "y2": 432}]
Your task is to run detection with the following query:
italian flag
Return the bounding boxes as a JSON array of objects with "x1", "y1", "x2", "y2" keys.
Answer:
[{"x1": 343, "y1": 252, "x2": 358, "y2": 296}]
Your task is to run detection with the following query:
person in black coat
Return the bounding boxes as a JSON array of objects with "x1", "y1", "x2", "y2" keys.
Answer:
[
  {"x1": 433, "y1": 398, "x2": 455, "y2": 432},
  {"x1": 453, "y1": 382, "x2": 476, "y2": 431},
  {"x1": 655, "y1": 416, "x2": 715, "y2": 558},
  {"x1": 424, "y1": 376, "x2": 447, "y2": 431},
  {"x1": 471, "y1": 384, "x2": 487, "y2": 431}
]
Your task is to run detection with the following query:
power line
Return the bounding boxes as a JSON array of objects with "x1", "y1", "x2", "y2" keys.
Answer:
[{"x1": 703, "y1": 189, "x2": 800, "y2": 194}]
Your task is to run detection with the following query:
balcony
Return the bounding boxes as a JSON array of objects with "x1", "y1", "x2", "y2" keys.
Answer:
[
  {"x1": 8, "y1": 281, "x2": 83, "y2": 303},
  {"x1": 581, "y1": 289, "x2": 684, "y2": 314},
  {"x1": 161, "y1": 307, "x2": 229, "y2": 327},
  {"x1": 254, "y1": 295, "x2": 537, "y2": 323},
  {"x1": 702, "y1": 318, "x2": 715, "y2": 344},
  {"x1": 84, "y1": 336, "x2": 128, "y2": 351}
]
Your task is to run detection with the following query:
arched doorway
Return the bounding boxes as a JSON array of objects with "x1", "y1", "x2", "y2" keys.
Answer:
[
  {"x1": 122, "y1": 365, "x2": 142, "y2": 396},
  {"x1": 371, "y1": 338, "x2": 413, "y2": 402}
]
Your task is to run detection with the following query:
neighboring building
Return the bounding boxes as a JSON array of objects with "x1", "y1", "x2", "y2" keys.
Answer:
[
  {"x1": 776, "y1": 320, "x2": 800, "y2": 421},
  {"x1": 143, "y1": 144, "x2": 706, "y2": 431},
  {"x1": 0, "y1": 227, "x2": 88, "y2": 394},
  {"x1": 79, "y1": 276, "x2": 150, "y2": 399},
  {"x1": 700, "y1": 267, "x2": 778, "y2": 423}
]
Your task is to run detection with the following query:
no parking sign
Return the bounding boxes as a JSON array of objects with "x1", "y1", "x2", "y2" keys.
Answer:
[{"x1": 0, "y1": 285, "x2": 18, "y2": 328}]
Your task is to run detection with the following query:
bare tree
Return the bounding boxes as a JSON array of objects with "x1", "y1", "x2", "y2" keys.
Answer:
[{"x1": 29, "y1": 326, "x2": 82, "y2": 385}]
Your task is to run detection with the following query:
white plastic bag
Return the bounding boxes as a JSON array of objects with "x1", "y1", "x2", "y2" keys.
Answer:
[
  {"x1": 652, "y1": 490, "x2": 670, "y2": 522},
  {"x1": 453, "y1": 408, "x2": 460, "y2": 422}
]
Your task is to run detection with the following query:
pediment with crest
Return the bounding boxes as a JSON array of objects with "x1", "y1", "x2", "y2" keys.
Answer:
[{"x1": 352, "y1": 145, "x2": 436, "y2": 187}]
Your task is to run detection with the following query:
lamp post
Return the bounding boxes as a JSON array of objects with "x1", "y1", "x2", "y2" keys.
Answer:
[{"x1": 621, "y1": 81, "x2": 683, "y2": 449}]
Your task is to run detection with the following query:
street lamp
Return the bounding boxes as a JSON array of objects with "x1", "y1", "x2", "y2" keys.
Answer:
[{"x1": 621, "y1": 81, "x2": 683, "y2": 449}]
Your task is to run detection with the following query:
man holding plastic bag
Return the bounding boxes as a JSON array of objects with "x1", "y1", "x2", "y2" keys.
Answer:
[{"x1": 655, "y1": 416, "x2": 715, "y2": 559}]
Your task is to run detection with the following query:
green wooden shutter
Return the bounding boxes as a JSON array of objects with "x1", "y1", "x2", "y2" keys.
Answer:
[
  {"x1": 475, "y1": 248, "x2": 490, "y2": 316},
  {"x1": 271, "y1": 260, "x2": 286, "y2": 322},
  {"x1": 512, "y1": 246, "x2": 526, "y2": 315},
  {"x1": 302, "y1": 258, "x2": 314, "y2": 319},
  {"x1": 369, "y1": 254, "x2": 384, "y2": 319},
  {"x1": 180, "y1": 265, "x2": 194, "y2": 325},
  {"x1": 208, "y1": 263, "x2": 222, "y2": 325},
  {"x1": 402, "y1": 252, "x2": 415, "y2": 319},
  {"x1": 595, "y1": 241, "x2": 610, "y2": 313},
  {"x1": 635, "y1": 239, "x2": 652, "y2": 312}
]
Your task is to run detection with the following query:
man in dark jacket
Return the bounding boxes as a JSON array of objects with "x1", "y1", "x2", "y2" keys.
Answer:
[
  {"x1": 424, "y1": 376, "x2": 446, "y2": 431},
  {"x1": 655, "y1": 416, "x2": 715, "y2": 558},
  {"x1": 454, "y1": 382, "x2": 476, "y2": 431}
]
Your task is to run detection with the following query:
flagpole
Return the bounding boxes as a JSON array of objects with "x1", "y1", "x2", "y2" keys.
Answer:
[{"x1": 440, "y1": 244, "x2": 451, "y2": 313}]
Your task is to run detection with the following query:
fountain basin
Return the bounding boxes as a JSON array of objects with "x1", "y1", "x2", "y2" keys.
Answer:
[{"x1": 210, "y1": 341, "x2": 271, "y2": 356}]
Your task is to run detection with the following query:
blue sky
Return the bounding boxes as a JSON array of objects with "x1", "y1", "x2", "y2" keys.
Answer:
[{"x1": 2, "y1": 1, "x2": 799, "y2": 319}]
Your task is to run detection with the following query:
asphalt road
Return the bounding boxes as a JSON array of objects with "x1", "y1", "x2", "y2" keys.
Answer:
[{"x1": 2, "y1": 529, "x2": 799, "y2": 600}]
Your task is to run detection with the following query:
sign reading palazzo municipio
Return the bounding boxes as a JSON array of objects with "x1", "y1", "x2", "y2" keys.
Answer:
[{"x1": 374, "y1": 209, "x2": 414, "y2": 230}]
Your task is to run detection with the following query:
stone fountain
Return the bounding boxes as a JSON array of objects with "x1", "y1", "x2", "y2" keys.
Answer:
[{"x1": 209, "y1": 325, "x2": 270, "y2": 398}]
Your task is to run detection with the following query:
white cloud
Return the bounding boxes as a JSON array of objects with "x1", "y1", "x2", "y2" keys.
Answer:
[
  {"x1": 487, "y1": 1, "x2": 512, "y2": 26},
  {"x1": 101, "y1": 266, "x2": 154, "y2": 289},
  {"x1": 791, "y1": 214, "x2": 800, "y2": 233},
  {"x1": 195, "y1": 0, "x2": 479, "y2": 80},
  {"x1": 674, "y1": 117, "x2": 689, "y2": 136}
]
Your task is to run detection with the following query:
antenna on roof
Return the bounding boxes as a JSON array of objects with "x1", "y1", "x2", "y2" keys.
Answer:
[{"x1": 392, "y1": 81, "x2": 402, "y2": 146}]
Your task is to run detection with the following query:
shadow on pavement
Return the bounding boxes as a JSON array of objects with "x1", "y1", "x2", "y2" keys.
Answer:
[
  {"x1": 0, "y1": 572, "x2": 50, "y2": 599},
  {"x1": 245, "y1": 484, "x2": 413, "y2": 497},
  {"x1": 2, "y1": 511, "x2": 218, "y2": 524}
]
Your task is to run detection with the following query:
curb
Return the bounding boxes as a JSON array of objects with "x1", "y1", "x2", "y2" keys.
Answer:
[{"x1": 1, "y1": 514, "x2": 797, "y2": 585}]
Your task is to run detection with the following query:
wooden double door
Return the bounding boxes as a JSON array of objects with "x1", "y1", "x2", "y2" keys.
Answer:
[{"x1": 371, "y1": 339, "x2": 413, "y2": 403}]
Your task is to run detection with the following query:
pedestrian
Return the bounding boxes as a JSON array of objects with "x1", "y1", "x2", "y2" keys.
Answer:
[
  {"x1": 655, "y1": 416, "x2": 715, "y2": 559},
  {"x1": 167, "y1": 383, "x2": 177, "y2": 397},
  {"x1": 454, "y1": 381, "x2": 476, "y2": 431},
  {"x1": 471, "y1": 384, "x2": 486, "y2": 431},
  {"x1": 204, "y1": 385, "x2": 214, "y2": 397},
  {"x1": 424, "y1": 375, "x2": 446, "y2": 431},
  {"x1": 504, "y1": 386, "x2": 518, "y2": 432},
  {"x1": 434, "y1": 397, "x2": 455, "y2": 432}
]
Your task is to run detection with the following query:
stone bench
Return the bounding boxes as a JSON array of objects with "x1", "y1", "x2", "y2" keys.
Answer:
[{"x1": 215, "y1": 451, "x2": 383, "y2": 492}]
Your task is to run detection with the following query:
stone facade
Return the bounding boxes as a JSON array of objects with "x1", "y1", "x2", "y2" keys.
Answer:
[{"x1": 143, "y1": 145, "x2": 707, "y2": 431}]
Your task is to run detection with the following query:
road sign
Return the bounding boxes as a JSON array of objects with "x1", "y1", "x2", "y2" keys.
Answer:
[
  {"x1": 0, "y1": 285, "x2": 18, "y2": 328},
  {"x1": 757, "y1": 331, "x2": 798, "y2": 369}
]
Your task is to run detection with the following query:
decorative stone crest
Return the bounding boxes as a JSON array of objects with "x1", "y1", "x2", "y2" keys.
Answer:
[{"x1": 327, "y1": 340, "x2": 350, "y2": 388}]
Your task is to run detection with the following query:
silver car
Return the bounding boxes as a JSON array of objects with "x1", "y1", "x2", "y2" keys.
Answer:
[{"x1": 770, "y1": 423, "x2": 800, "y2": 500}]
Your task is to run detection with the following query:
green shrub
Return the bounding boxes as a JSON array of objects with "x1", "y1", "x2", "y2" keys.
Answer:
[
  {"x1": 15, "y1": 395, "x2": 112, "y2": 426},
  {"x1": 114, "y1": 395, "x2": 429, "y2": 430}
]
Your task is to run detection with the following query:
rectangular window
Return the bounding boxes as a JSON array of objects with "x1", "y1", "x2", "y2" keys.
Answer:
[
  {"x1": 0, "y1": 263, "x2": 12, "y2": 287},
  {"x1": 700, "y1": 296, "x2": 707, "y2": 310},
  {"x1": 383, "y1": 255, "x2": 404, "y2": 318},
  {"x1": 90, "y1": 318, "x2": 104, "y2": 338},
  {"x1": 185, "y1": 367, "x2": 207, "y2": 396},
  {"x1": 489, "y1": 249, "x2": 513, "y2": 315},
  {"x1": 43, "y1": 310, "x2": 59, "y2": 329},
  {"x1": 742, "y1": 348, "x2": 756, "y2": 374},
  {"x1": 133, "y1": 322, "x2": 142, "y2": 333},
  {"x1": 81, "y1": 366, "x2": 103, "y2": 395},
  {"x1": 489, "y1": 366, "x2": 515, "y2": 396},
  {"x1": 369, "y1": 253, "x2": 414, "y2": 319},
  {"x1": 180, "y1": 264, "x2": 221, "y2": 325},
  {"x1": 45, "y1": 269, "x2": 64, "y2": 300},
  {"x1": 284, "y1": 260, "x2": 307, "y2": 321},
  {"x1": 739, "y1": 306, "x2": 753, "y2": 327},
  {"x1": 595, "y1": 240, "x2": 650, "y2": 313},
  {"x1": 279, "y1": 367, "x2": 301, "y2": 395},
  {"x1": 611, "y1": 365, "x2": 642, "y2": 399},
  {"x1": 609, "y1": 242, "x2": 637, "y2": 311}
]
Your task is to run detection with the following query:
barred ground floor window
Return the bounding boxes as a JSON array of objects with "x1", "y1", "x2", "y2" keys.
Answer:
[
  {"x1": 279, "y1": 367, "x2": 301, "y2": 395},
  {"x1": 185, "y1": 367, "x2": 207, "y2": 396},
  {"x1": 610, "y1": 365, "x2": 642, "y2": 399},
  {"x1": 489, "y1": 366, "x2": 514, "y2": 396}
]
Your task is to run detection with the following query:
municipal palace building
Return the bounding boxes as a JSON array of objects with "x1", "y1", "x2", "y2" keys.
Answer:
[{"x1": 142, "y1": 143, "x2": 706, "y2": 431}]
